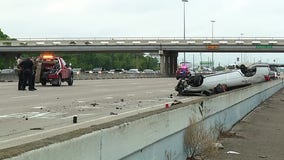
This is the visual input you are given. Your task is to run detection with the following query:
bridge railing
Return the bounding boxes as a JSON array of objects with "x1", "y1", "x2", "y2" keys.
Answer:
[{"x1": 2, "y1": 37, "x2": 284, "y2": 46}]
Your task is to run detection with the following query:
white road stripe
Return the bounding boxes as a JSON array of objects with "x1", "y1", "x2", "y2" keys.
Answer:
[
  {"x1": 11, "y1": 95, "x2": 38, "y2": 99},
  {"x1": 0, "y1": 102, "x2": 167, "y2": 144},
  {"x1": 0, "y1": 115, "x2": 115, "y2": 144},
  {"x1": 0, "y1": 98, "x2": 196, "y2": 145}
]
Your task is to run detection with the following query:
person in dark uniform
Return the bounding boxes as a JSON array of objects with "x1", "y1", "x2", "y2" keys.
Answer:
[
  {"x1": 30, "y1": 58, "x2": 37, "y2": 90},
  {"x1": 16, "y1": 58, "x2": 24, "y2": 90},
  {"x1": 19, "y1": 58, "x2": 36, "y2": 91}
]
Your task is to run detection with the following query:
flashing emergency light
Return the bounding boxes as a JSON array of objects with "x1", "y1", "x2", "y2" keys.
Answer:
[
  {"x1": 40, "y1": 52, "x2": 55, "y2": 61},
  {"x1": 180, "y1": 65, "x2": 188, "y2": 69}
]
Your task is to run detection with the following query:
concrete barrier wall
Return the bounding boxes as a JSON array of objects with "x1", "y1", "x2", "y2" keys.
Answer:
[
  {"x1": 4, "y1": 80, "x2": 284, "y2": 160},
  {"x1": 0, "y1": 73, "x2": 163, "y2": 82}
]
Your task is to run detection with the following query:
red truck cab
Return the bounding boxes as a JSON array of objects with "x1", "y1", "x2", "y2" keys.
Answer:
[{"x1": 35, "y1": 53, "x2": 73, "y2": 86}]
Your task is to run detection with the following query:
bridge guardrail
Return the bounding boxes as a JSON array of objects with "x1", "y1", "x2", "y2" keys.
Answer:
[{"x1": 2, "y1": 37, "x2": 284, "y2": 46}]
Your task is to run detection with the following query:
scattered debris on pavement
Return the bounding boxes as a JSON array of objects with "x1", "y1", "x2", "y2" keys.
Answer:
[
  {"x1": 226, "y1": 151, "x2": 240, "y2": 155},
  {"x1": 30, "y1": 127, "x2": 44, "y2": 130},
  {"x1": 110, "y1": 112, "x2": 118, "y2": 115},
  {"x1": 171, "y1": 99, "x2": 182, "y2": 106}
]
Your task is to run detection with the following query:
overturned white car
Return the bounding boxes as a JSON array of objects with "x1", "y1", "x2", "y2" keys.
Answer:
[{"x1": 175, "y1": 63, "x2": 271, "y2": 96}]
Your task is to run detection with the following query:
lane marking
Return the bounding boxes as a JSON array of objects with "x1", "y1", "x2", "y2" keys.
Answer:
[
  {"x1": 0, "y1": 112, "x2": 66, "y2": 119},
  {"x1": 0, "y1": 97, "x2": 201, "y2": 145},
  {"x1": 0, "y1": 102, "x2": 168, "y2": 144},
  {"x1": 145, "y1": 91, "x2": 153, "y2": 94},
  {"x1": 11, "y1": 95, "x2": 38, "y2": 99},
  {"x1": 61, "y1": 114, "x2": 94, "y2": 120},
  {"x1": 32, "y1": 106, "x2": 46, "y2": 109},
  {"x1": 0, "y1": 115, "x2": 115, "y2": 144}
]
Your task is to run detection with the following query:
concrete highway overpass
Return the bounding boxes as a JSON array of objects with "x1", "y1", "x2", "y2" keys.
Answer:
[{"x1": 1, "y1": 37, "x2": 284, "y2": 75}]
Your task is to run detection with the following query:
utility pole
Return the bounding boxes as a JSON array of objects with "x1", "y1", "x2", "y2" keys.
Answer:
[
  {"x1": 211, "y1": 20, "x2": 215, "y2": 69},
  {"x1": 182, "y1": 0, "x2": 188, "y2": 63}
]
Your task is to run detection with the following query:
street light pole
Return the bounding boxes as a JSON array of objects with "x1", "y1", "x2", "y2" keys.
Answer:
[
  {"x1": 240, "y1": 33, "x2": 244, "y2": 63},
  {"x1": 182, "y1": 0, "x2": 188, "y2": 63},
  {"x1": 211, "y1": 20, "x2": 215, "y2": 69},
  {"x1": 211, "y1": 20, "x2": 215, "y2": 39}
]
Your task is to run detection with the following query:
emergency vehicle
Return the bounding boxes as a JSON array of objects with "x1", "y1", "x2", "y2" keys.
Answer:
[
  {"x1": 176, "y1": 62, "x2": 194, "y2": 80},
  {"x1": 35, "y1": 53, "x2": 73, "y2": 86}
]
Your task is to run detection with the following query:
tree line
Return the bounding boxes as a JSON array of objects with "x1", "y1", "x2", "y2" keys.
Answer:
[
  {"x1": 61, "y1": 53, "x2": 159, "y2": 71},
  {"x1": 0, "y1": 28, "x2": 160, "y2": 71}
]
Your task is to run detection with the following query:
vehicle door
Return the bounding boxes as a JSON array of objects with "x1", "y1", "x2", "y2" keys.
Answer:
[{"x1": 59, "y1": 58, "x2": 69, "y2": 79}]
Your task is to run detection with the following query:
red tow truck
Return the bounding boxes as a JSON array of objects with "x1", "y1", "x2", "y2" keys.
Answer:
[{"x1": 35, "y1": 53, "x2": 73, "y2": 86}]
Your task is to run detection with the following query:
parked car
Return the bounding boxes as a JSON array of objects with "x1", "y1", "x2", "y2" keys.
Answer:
[
  {"x1": 142, "y1": 69, "x2": 155, "y2": 74},
  {"x1": 72, "y1": 68, "x2": 81, "y2": 75},
  {"x1": 0, "y1": 69, "x2": 15, "y2": 74},
  {"x1": 85, "y1": 70, "x2": 93, "y2": 73},
  {"x1": 127, "y1": 69, "x2": 140, "y2": 74},
  {"x1": 93, "y1": 67, "x2": 104, "y2": 74},
  {"x1": 114, "y1": 69, "x2": 125, "y2": 73},
  {"x1": 269, "y1": 71, "x2": 279, "y2": 80},
  {"x1": 175, "y1": 63, "x2": 271, "y2": 96}
]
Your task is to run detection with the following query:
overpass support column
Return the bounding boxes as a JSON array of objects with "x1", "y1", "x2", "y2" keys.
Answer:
[
  {"x1": 159, "y1": 50, "x2": 166, "y2": 75},
  {"x1": 159, "y1": 50, "x2": 178, "y2": 76},
  {"x1": 169, "y1": 52, "x2": 178, "y2": 76}
]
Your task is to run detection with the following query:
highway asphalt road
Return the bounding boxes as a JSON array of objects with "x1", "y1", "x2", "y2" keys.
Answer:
[{"x1": 0, "y1": 78, "x2": 199, "y2": 148}]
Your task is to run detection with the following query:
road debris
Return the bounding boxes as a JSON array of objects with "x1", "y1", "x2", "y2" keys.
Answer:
[
  {"x1": 91, "y1": 103, "x2": 98, "y2": 107},
  {"x1": 73, "y1": 115, "x2": 78, "y2": 123},
  {"x1": 258, "y1": 155, "x2": 268, "y2": 158},
  {"x1": 213, "y1": 142, "x2": 224, "y2": 149},
  {"x1": 226, "y1": 151, "x2": 240, "y2": 155},
  {"x1": 171, "y1": 99, "x2": 182, "y2": 106},
  {"x1": 110, "y1": 112, "x2": 118, "y2": 115},
  {"x1": 165, "y1": 103, "x2": 170, "y2": 109},
  {"x1": 30, "y1": 127, "x2": 44, "y2": 130}
]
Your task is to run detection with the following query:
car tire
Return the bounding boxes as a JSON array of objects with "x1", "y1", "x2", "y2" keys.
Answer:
[
  {"x1": 41, "y1": 80, "x2": 46, "y2": 86},
  {"x1": 67, "y1": 75, "x2": 73, "y2": 86},
  {"x1": 192, "y1": 75, "x2": 203, "y2": 87}
]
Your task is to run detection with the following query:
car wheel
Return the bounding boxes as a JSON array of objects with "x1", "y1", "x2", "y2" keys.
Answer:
[
  {"x1": 67, "y1": 75, "x2": 73, "y2": 86},
  {"x1": 41, "y1": 80, "x2": 46, "y2": 86},
  {"x1": 175, "y1": 79, "x2": 186, "y2": 96},
  {"x1": 192, "y1": 75, "x2": 203, "y2": 87}
]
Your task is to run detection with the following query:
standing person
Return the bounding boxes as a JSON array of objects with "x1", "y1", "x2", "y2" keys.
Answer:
[
  {"x1": 16, "y1": 57, "x2": 24, "y2": 90},
  {"x1": 30, "y1": 57, "x2": 37, "y2": 90},
  {"x1": 19, "y1": 58, "x2": 36, "y2": 91}
]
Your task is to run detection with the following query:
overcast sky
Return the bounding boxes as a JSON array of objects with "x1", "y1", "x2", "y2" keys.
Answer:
[
  {"x1": 1, "y1": 0, "x2": 283, "y2": 65},
  {"x1": 1, "y1": 0, "x2": 283, "y2": 38}
]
